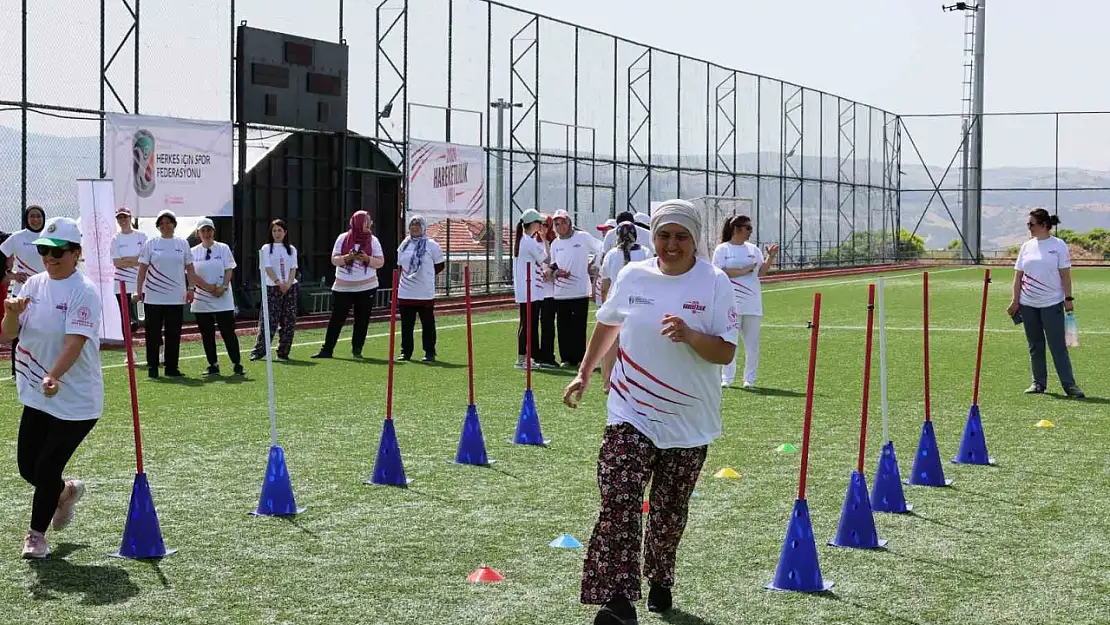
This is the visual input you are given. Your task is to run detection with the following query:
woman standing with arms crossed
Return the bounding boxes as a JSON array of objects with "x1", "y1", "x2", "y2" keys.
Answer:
[
  {"x1": 712, "y1": 214, "x2": 778, "y2": 389},
  {"x1": 313, "y1": 210, "x2": 385, "y2": 359},
  {"x1": 110, "y1": 206, "x2": 146, "y2": 334},
  {"x1": 4, "y1": 217, "x2": 103, "y2": 558},
  {"x1": 251, "y1": 219, "x2": 299, "y2": 362},
  {"x1": 136, "y1": 209, "x2": 197, "y2": 379},
  {"x1": 1, "y1": 205, "x2": 47, "y2": 379},
  {"x1": 1007, "y1": 208, "x2": 1084, "y2": 398},
  {"x1": 564, "y1": 200, "x2": 738, "y2": 624},
  {"x1": 396, "y1": 215, "x2": 446, "y2": 362},
  {"x1": 512, "y1": 210, "x2": 547, "y2": 369},
  {"x1": 597, "y1": 222, "x2": 653, "y2": 393},
  {"x1": 190, "y1": 219, "x2": 243, "y2": 376}
]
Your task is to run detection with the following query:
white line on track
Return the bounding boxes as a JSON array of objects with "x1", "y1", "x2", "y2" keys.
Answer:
[
  {"x1": 761, "y1": 266, "x2": 974, "y2": 294},
  {"x1": 763, "y1": 323, "x2": 1110, "y2": 336}
]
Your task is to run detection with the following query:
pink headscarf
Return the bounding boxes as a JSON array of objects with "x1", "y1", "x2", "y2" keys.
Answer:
[{"x1": 341, "y1": 211, "x2": 375, "y2": 265}]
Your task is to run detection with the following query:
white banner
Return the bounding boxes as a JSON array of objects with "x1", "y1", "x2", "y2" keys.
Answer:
[
  {"x1": 76, "y1": 179, "x2": 124, "y2": 342},
  {"x1": 407, "y1": 140, "x2": 486, "y2": 220},
  {"x1": 105, "y1": 113, "x2": 233, "y2": 218}
]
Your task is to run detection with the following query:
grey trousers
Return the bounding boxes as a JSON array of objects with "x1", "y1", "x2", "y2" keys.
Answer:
[{"x1": 1019, "y1": 302, "x2": 1076, "y2": 388}]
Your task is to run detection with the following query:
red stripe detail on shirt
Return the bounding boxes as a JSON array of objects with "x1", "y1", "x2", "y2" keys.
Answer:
[
  {"x1": 730, "y1": 279, "x2": 755, "y2": 296},
  {"x1": 617, "y1": 347, "x2": 699, "y2": 400},
  {"x1": 17, "y1": 345, "x2": 50, "y2": 375},
  {"x1": 614, "y1": 379, "x2": 680, "y2": 416},
  {"x1": 615, "y1": 359, "x2": 693, "y2": 407}
]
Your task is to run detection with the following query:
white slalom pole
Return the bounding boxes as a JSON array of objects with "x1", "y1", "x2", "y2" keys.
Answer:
[
  {"x1": 260, "y1": 258, "x2": 278, "y2": 447},
  {"x1": 878, "y1": 276, "x2": 889, "y2": 445}
]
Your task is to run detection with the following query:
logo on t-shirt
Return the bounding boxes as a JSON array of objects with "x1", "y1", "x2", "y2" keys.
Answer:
[
  {"x1": 73, "y1": 305, "x2": 95, "y2": 329},
  {"x1": 682, "y1": 300, "x2": 707, "y2": 314},
  {"x1": 628, "y1": 294, "x2": 655, "y2": 306},
  {"x1": 727, "y1": 307, "x2": 739, "y2": 330}
]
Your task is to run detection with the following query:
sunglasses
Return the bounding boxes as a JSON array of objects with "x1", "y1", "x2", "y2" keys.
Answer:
[
  {"x1": 205, "y1": 247, "x2": 212, "y2": 261},
  {"x1": 37, "y1": 245, "x2": 75, "y2": 259}
]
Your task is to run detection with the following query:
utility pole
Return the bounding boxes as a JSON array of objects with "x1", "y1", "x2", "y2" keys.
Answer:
[
  {"x1": 945, "y1": 1, "x2": 986, "y2": 263},
  {"x1": 490, "y1": 98, "x2": 521, "y2": 282}
]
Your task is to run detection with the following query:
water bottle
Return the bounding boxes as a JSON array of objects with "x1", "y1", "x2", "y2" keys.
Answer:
[
  {"x1": 137, "y1": 300, "x2": 145, "y2": 322},
  {"x1": 1064, "y1": 312, "x2": 1079, "y2": 348}
]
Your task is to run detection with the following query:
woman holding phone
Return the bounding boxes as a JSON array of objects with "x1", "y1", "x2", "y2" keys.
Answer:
[{"x1": 313, "y1": 211, "x2": 385, "y2": 359}]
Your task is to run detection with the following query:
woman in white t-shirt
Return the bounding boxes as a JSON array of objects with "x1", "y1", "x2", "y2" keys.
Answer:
[
  {"x1": 312, "y1": 210, "x2": 385, "y2": 359},
  {"x1": 549, "y1": 209, "x2": 602, "y2": 368},
  {"x1": 537, "y1": 213, "x2": 559, "y2": 368},
  {"x1": 712, "y1": 214, "x2": 780, "y2": 388},
  {"x1": 3, "y1": 217, "x2": 103, "y2": 559},
  {"x1": 598, "y1": 223, "x2": 653, "y2": 393},
  {"x1": 563, "y1": 200, "x2": 738, "y2": 623},
  {"x1": 110, "y1": 206, "x2": 147, "y2": 334},
  {"x1": 512, "y1": 209, "x2": 548, "y2": 369},
  {"x1": 1, "y1": 205, "x2": 47, "y2": 379},
  {"x1": 190, "y1": 219, "x2": 243, "y2": 377},
  {"x1": 136, "y1": 209, "x2": 197, "y2": 379},
  {"x1": 1006, "y1": 208, "x2": 1084, "y2": 398},
  {"x1": 397, "y1": 215, "x2": 446, "y2": 362},
  {"x1": 251, "y1": 219, "x2": 300, "y2": 362}
]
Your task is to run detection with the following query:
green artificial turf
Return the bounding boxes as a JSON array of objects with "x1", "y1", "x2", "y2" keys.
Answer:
[{"x1": 1, "y1": 266, "x2": 1108, "y2": 624}]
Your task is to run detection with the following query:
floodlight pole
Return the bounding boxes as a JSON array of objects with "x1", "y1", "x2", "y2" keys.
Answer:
[{"x1": 491, "y1": 98, "x2": 522, "y2": 282}]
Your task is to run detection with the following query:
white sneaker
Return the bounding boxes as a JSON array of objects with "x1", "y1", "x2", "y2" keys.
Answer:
[
  {"x1": 52, "y1": 479, "x2": 85, "y2": 531},
  {"x1": 722, "y1": 380, "x2": 733, "y2": 388},
  {"x1": 742, "y1": 381, "x2": 755, "y2": 389},
  {"x1": 21, "y1": 531, "x2": 50, "y2": 559},
  {"x1": 514, "y1": 357, "x2": 526, "y2": 370}
]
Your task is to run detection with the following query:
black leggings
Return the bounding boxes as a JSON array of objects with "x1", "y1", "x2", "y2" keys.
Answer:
[
  {"x1": 116, "y1": 292, "x2": 139, "y2": 334},
  {"x1": 518, "y1": 302, "x2": 541, "y2": 358},
  {"x1": 539, "y1": 298, "x2": 557, "y2": 364},
  {"x1": 321, "y1": 289, "x2": 376, "y2": 354},
  {"x1": 17, "y1": 406, "x2": 97, "y2": 533},
  {"x1": 195, "y1": 310, "x2": 241, "y2": 366},
  {"x1": 144, "y1": 303, "x2": 184, "y2": 371},
  {"x1": 400, "y1": 304, "x2": 437, "y2": 358}
]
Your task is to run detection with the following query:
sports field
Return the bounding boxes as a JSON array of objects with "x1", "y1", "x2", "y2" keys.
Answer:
[{"x1": 1, "y1": 266, "x2": 1107, "y2": 625}]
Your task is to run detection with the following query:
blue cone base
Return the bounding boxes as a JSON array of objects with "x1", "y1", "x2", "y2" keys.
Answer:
[
  {"x1": 871, "y1": 441, "x2": 912, "y2": 514},
  {"x1": 952, "y1": 404, "x2": 995, "y2": 465},
  {"x1": 251, "y1": 446, "x2": 303, "y2": 516},
  {"x1": 370, "y1": 419, "x2": 411, "y2": 486},
  {"x1": 513, "y1": 389, "x2": 547, "y2": 446},
  {"x1": 908, "y1": 420, "x2": 952, "y2": 487},
  {"x1": 111, "y1": 473, "x2": 174, "y2": 560},
  {"x1": 829, "y1": 471, "x2": 886, "y2": 549},
  {"x1": 765, "y1": 499, "x2": 833, "y2": 593},
  {"x1": 455, "y1": 404, "x2": 491, "y2": 466},
  {"x1": 549, "y1": 533, "x2": 583, "y2": 549}
]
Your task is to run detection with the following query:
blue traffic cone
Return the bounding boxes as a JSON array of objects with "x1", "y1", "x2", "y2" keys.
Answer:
[
  {"x1": 455, "y1": 404, "x2": 491, "y2": 466},
  {"x1": 368, "y1": 419, "x2": 411, "y2": 486},
  {"x1": 251, "y1": 446, "x2": 305, "y2": 516},
  {"x1": 829, "y1": 471, "x2": 887, "y2": 549},
  {"x1": 513, "y1": 389, "x2": 548, "y2": 445},
  {"x1": 908, "y1": 420, "x2": 953, "y2": 487},
  {"x1": 870, "y1": 441, "x2": 912, "y2": 513},
  {"x1": 112, "y1": 473, "x2": 176, "y2": 559},
  {"x1": 765, "y1": 499, "x2": 833, "y2": 593},
  {"x1": 952, "y1": 404, "x2": 994, "y2": 465},
  {"x1": 549, "y1": 533, "x2": 583, "y2": 549}
]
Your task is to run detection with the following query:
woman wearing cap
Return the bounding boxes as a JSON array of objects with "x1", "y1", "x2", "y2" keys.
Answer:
[
  {"x1": 191, "y1": 219, "x2": 243, "y2": 376},
  {"x1": 1, "y1": 205, "x2": 47, "y2": 379},
  {"x1": 136, "y1": 210, "x2": 197, "y2": 379},
  {"x1": 1007, "y1": 208, "x2": 1084, "y2": 398},
  {"x1": 549, "y1": 209, "x2": 602, "y2": 368},
  {"x1": 313, "y1": 211, "x2": 385, "y2": 359},
  {"x1": 537, "y1": 213, "x2": 559, "y2": 368},
  {"x1": 563, "y1": 200, "x2": 738, "y2": 624},
  {"x1": 3, "y1": 217, "x2": 103, "y2": 559},
  {"x1": 513, "y1": 210, "x2": 547, "y2": 369},
  {"x1": 251, "y1": 219, "x2": 299, "y2": 362},
  {"x1": 597, "y1": 222, "x2": 654, "y2": 393},
  {"x1": 110, "y1": 206, "x2": 147, "y2": 334},
  {"x1": 397, "y1": 215, "x2": 446, "y2": 362},
  {"x1": 713, "y1": 215, "x2": 779, "y2": 388}
]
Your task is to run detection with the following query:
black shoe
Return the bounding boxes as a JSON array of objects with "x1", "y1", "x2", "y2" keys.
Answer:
[
  {"x1": 646, "y1": 583, "x2": 672, "y2": 614},
  {"x1": 422, "y1": 354, "x2": 436, "y2": 363},
  {"x1": 148, "y1": 367, "x2": 159, "y2": 379},
  {"x1": 352, "y1": 349, "x2": 363, "y2": 359},
  {"x1": 249, "y1": 353, "x2": 264, "y2": 362},
  {"x1": 164, "y1": 369, "x2": 184, "y2": 378},
  {"x1": 311, "y1": 351, "x2": 332, "y2": 359},
  {"x1": 276, "y1": 354, "x2": 290, "y2": 362},
  {"x1": 1024, "y1": 383, "x2": 1046, "y2": 394},
  {"x1": 233, "y1": 364, "x2": 246, "y2": 376},
  {"x1": 204, "y1": 365, "x2": 220, "y2": 377},
  {"x1": 1065, "y1": 385, "x2": 1086, "y2": 399},
  {"x1": 594, "y1": 597, "x2": 638, "y2": 625}
]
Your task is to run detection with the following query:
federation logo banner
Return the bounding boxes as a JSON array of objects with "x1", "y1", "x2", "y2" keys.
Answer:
[
  {"x1": 76, "y1": 179, "x2": 124, "y2": 342},
  {"x1": 105, "y1": 113, "x2": 233, "y2": 218},
  {"x1": 407, "y1": 140, "x2": 486, "y2": 220}
]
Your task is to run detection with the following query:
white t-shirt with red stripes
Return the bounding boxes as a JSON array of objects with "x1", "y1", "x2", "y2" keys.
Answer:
[
  {"x1": 513, "y1": 236, "x2": 548, "y2": 305},
  {"x1": 110, "y1": 231, "x2": 148, "y2": 294},
  {"x1": 712, "y1": 242, "x2": 764, "y2": 316},
  {"x1": 138, "y1": 236, "x2": 192, "y2": 305},
  {"x1": 1015, "y1": 236, "x2": 1070, "y2": 308},
  {"x1": 596, "y1": 257, "x2": 739, "y2": 449},
  {"x1": 1, "y1": 229, "x2": 47, "y2": 296}
]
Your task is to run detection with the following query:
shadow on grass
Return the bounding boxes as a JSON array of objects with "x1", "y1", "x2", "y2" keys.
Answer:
[
  {"x1": 149, "y1": 376, "x2": 204, "y2": 388},
  {"x1": 29, "y1": 544, "x2": 140, "y2": 605},
  {"x1": 417, "y1": 359, "x2": 466, "y2": 370},
  {"x1": 947, "y1": 484, "x2": 1026, "y2": 508},
  {"x1": 907, "y1": 511, "x2": 984, "y2": 537},
  {"x1": 662, "y1": 608, "x2": 719, "y2": 625},
  {"x1": 733, "y1": 386, "x2": 808, "y2": 399},
  {"x1": 533, "y1": 368, "x2": 577, "y2": 378},
  {"x1": 822, "y1": 594, "x2": 932, "y2": 625},
  {"x1": 275, "y1": 359, "x2": 318, "y2": 368},
  {"x1": 1046, "y1": 392, "x2": 1110, "y2": 405},
  {"x1": 883, "y1": 546, "x2": 992, "y2": 580},
  {"x1": 280, "y1": 515, "x2": 319, "y2": 538},
  {"x1": 146, "y1": 559, "x2": 172, "y2": 588}
]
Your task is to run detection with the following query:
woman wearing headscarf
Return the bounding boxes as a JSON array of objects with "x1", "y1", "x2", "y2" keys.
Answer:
[
  {"x1": 597, "y1": 222, "x2": 654, "y2": 393},
  {"x1": 1, "y1": 205, "x2": 46, "y2": 379},
  {"x1": 110, "y1": 206, "x2": 147, "y2": 335},
  {"x1": 537, "y1": 213, "x2": 559, "y2": 368},
  {"x1": 190, "y1": 219, "x2": 243, "y2": 376},
  {"x1": 563, "y1": 200, "x2": 738, "y2": 624},
  {"x1": 251, "y1": 219, "x2": 299, "y2": 362},
  {"x1": 1007, "y1": 208, "x2": 1084, "y2": 398},
  {"x1": 313, "y1": 210, "x2": 385, "y2": 359},
  {"x1": 3, "y1": 217, "x2": 103, "y2": 559},
  {"x1": 549, "y1": 209, "x2": 602, "y2": 368},
  {"x1": 513, "y1": 210, "x2": 547, "y2": 369},
  {"x1": 713, "y1": 214, "x2": 780, "y2": 388},
  {"x1": 397, "y1": 215, "x2": 446, "y2": 362},
  {"x1": 136, "y1": 209, "x2": 196, "y2": 379}
]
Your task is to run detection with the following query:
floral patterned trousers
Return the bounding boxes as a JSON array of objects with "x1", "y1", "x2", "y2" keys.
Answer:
[
  {"x1": 252, "y1": 283, "x2": 299, "y2": 359},
  {"x1": 580, "y1": 422, "x2": 708, "y2": 605}
]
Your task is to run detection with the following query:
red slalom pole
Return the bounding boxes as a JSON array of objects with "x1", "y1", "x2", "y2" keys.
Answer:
[
  {"x1": 923, "y1": 272, "x2": 931, "y2": 422},
  {"x1": 118, "y1": 281, "x2": 144, "y2": 474},
  {"x1": 857, "y1": 284, "x2": 876, "y2": 474},
  {"x1": 385, "y1": 268, "x2": 400, "y2": 421},
  {"x1": 972, "y1": 269, "x2": 990, "y2": 406},
  {"x1": 798, "y1": 292, "x2": 822, "y2": 501},
  {"x1": 525, "y1": 262, "x2": 533, "y2": 391},
  {"x1": 464, "y1": 265, "x2": 475, "y2": 406}
]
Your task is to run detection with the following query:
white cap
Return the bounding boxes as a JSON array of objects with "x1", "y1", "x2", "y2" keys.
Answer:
[
  {"x1": 195, "y1": 218, "x2": 215, "y2": 231},
  {"x1": 519, "y1": 209, "x2": 544, "y2": 225},
  {"x1": 552, "y1": 209, "x2": 571, "y2": 221},
  {"x1": 634, "y1": 211, "x2": 650, "y2": 224},
  {"x1": 596, "y1": 218, "x2": 617, "y2": 231},
  {"x1": 33, "y1": 217, "x2": 82, "y2": 247},
  {"x1": 156, "y1": 209, "x2": 177, "y2": 224}
]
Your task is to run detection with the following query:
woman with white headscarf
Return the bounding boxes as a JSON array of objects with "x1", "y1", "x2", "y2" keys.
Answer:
[
  {"x1": 397, "y1": 215, "x2": 446, "y2": 362},
  {"x1": 564, "y1": 200, "x2": 738, "y2": 624}
]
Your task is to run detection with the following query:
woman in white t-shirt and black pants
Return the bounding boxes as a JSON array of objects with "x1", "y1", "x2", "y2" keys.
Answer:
[
  {"x1": 313, "y1": 211, "x2": 385, "y2": 359},
  {"x1": 397, "y1": 215, "x2": 446, "y2": 362},
  {"x1": 563, "y1": 200, "x2": 738, "y2": 624},
  {"x1": 110, "y1": 206, "x2": 147, "y2": 334},
  {"x1": 3, "y1": 217, "x2": 103, "y2": 559},
  {"x1": 190, "y1": 219, "x2": 243, "y2": 376},
  {"x1": 251, "y1": 219, "x2": 299, "y2": 361},
  {"x1": 1, "y1": 205, "x2": 47, "y2": 379},
  {"x1": 1007, "y1": 208, "x2": 1084, "y2": 398},
  {"x1": 136, "y1": 209, "x2": 197, "y2": 379},
  {"x1": 712, "y1": 215, "x2": 779, "y2": 388},
  {"x1": 598, "y1": 222, "x2": 653, "y2": 392},
  {"x1": 549, "y1": 209, "x2": 601, "y2": 368},
  {"x1": 512, "y1": 210, "x2": 547, "y2": 368}
]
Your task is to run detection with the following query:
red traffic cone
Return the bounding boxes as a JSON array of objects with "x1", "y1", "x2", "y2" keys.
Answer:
[{"x1": 467, "y1": 566, "x2": 505, "y2": 583}]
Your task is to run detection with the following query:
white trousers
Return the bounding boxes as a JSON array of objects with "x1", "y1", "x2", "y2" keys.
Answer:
[{"x1": 723, "y1": 314, "x2": 761, "y2": 385}]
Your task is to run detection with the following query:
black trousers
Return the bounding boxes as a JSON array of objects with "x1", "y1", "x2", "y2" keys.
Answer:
[
  {"x1": 322, "y1": 289, "x2": 376, "y2": 354},
  {"x1": 144, "y1": 303, "x2": 184, "y2": 371},
  {"x1": 518, "y1": 302, "x2": 541, "y2": 358},
  {"x1": 555, "y1": 297, "x2": 590, "y2": 366},
  {"x1": 116, "y1": 292, "x2": 139, "y2": 334},
  {"x1": 539, "y1": 298, "x2": 557, "y2": 364},
  {"x1": 17, "y1": 406, "x2": 97, "y2": 533},
  {"x1": 400, "y1": 304, "x2": 437, "y2": 358},
  {"x1": 195, "y1": 310, "x2": 241, "y2": 366}
]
